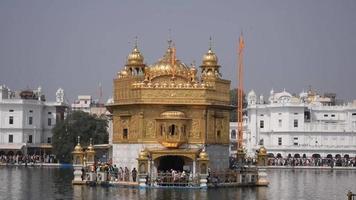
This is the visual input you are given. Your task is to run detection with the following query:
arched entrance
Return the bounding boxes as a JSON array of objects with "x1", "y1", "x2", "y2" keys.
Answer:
[{"x1": 157, "y1": 156, "x2": 185, "y2": 172}]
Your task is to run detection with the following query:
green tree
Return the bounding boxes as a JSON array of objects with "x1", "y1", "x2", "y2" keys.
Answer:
[
  {"x1": 52, "y1": 110, "x2": 108, "y2": 163},
  {"x1": 230, "y1": 88, "x2": 247, "y2": 122}
]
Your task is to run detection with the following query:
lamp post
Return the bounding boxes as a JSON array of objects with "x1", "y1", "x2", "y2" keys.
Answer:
[{"x1": 72, "y1": 136, "x2": 84, "y2": 184}]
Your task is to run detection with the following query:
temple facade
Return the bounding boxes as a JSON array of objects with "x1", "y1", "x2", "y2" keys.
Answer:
[{"x1": 107, "y1": 41, "x2": 232, "y2": 176}]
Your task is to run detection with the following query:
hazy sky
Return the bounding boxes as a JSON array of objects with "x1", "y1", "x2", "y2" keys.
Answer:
[{"x1": 1, "y1": 0, "x2": 356, "y2": 103}]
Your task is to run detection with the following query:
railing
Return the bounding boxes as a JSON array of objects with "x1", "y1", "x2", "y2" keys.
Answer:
[
  {"x1": 208, "y1": 169, "x2": 258, "y2": 186},
  {"x1": 148, "y1": 172, "x2": 199, "y2": 187}
]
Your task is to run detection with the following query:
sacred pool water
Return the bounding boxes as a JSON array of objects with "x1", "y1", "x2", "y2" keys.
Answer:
[{"x1": 0, "y1": 167, "x2": 355, "y2": 200}]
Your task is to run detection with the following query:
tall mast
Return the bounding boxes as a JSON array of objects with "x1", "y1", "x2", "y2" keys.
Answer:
[{"x1": 237, "y1": 33, "x2": 245, "y2": 149}]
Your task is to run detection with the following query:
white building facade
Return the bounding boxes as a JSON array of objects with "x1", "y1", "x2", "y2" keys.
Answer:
[
  {"x1": 0, "y1": 85, "x2": 67, "y2": 155},
  {"x1": 230, "y1": 89, "x2": 356, "y2": 159}
]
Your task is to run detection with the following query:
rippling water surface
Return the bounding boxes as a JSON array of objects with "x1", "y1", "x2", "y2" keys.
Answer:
[{"x1": 0, "y1": 167, "x2": 355, "y2": 200}]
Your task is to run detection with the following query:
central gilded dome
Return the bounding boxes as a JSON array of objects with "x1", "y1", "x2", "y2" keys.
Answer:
[{"x1": 148, "y1": 47, "x2": 190, "y2": 78}]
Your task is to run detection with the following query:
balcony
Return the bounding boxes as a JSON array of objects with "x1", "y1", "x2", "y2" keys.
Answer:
[{"x1": 158, "y1": 133, "x2": 188, "y2": 148}]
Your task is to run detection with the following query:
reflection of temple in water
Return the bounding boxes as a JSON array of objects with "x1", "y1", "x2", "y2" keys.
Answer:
[{"x1": 106, "y1": 40, "x2": 232, "y2": 178}]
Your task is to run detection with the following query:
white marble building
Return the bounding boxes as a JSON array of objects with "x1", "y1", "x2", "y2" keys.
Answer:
[
  {"x1": 0, "y1": 85, "x2": 67, "y2": 155},
  {"x1": 230, "y1": 89, "x2": 356, "y2": 159}
]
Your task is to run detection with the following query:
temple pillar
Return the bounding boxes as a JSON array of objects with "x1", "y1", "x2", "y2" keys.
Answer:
[{"x1": 137, "y1": 149, "x2": 149, "y2": 187}]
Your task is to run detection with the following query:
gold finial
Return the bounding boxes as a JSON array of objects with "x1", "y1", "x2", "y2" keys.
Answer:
[
  {"x1": 134, "y1": 36, "x2": 138, "y2": 49},
  {"x1": 90, "y1": 138, "x2": 93, "y2": 145},
  {"x1": 77, "y1": 136, "x2": 80, "y2": 145},
  {"x1": 209, "y1": 36, "x2": 212, "y2": 50}
]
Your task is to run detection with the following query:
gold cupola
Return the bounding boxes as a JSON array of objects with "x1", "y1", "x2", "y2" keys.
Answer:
[
  {"x1": 125, "y1": 37, "x2": 146, "y2": 76},
  {"x1": 126, "y1": 45, "x2": 144, "y2": 66},
  {"x1": 202, "y1": 49, "x2": 218, "y2": 67},
  {"x1": 200, "y1": 37, "x2": 221, "y2": 80},
  {"x1": 148, "y1": 41, "x2": 190, "y2": 81}
]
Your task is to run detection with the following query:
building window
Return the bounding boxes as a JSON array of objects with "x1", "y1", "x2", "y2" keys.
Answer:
[
  {"x1": 217, "y1": 130, "x2": 221, "y2": 138},
  {"x1": 29, "y1": 110, "x2": 33, "y2": 113},
  {"x1": 160, "y1": 125, "x2": 163, "y2": 136},
  {"x1": 331, "y1": 114, "x2": 335, "y2": 117},
  {"x1": 168, "y1": 124, "x2": 176, "y2": 136},
  {"x1": 9, "y1": 116, "x2": 14, "y2": 124},
  {"x1": 48, "y1": 118, "x2": 52, "y2": 126},
  {"x1": 324, "y1": 114, "x2": 328, "y2": 117},
  {"x1": 9, "y1": 135, "x2": 13, "y2": 143},
  {"x1": 278, "y1": 113, "x2": 282, "y2": 115},
  {"x1": 28, "y1": 135, "x2": 33, "y2": 143},
  {"x1": 293, "y1": 137, "x2": 298, "y2": 146},
  {"x1": 278, "y1": 119, "x2": 282, "y2": 127},
  {"x1": 260, "y1": 120, "x2": 264, "y2": 128},
  {"x1": 29, "y1": 117, "x2": 33, "y2": 125},
  {"x1": 47, "y1": 137, "x2": 52, "y2": 144},
  {"x1": 231, "y1": 130, "x2": 236, "y2": 139},
  {"x1": 294, "y1": 119, "x2": 298, "y2": 128},
  {"x1": 123, "y1": 128, "x2": 128, "y2": 139},
  {"x1": 294, "y1": 113, "x2": 298, "y2": 115},
  {"x1": 304, "y1": 111, "x2": 310, "y2": 122},
  {"x1": 260, "y1": 114, "x2": 264, "y2": 117},
  {"x1": 278, "y1": 137, "x2": 282, "y2": 146},
  {"x1": 48, "y1": 112, "x2": 52, "y2": 115},
  {"x1": 352, "y1": 113, "x2": 356, "y2": 116},
  {"x1": 9, "y1": 109, "x2": 14, "y2": 112}
]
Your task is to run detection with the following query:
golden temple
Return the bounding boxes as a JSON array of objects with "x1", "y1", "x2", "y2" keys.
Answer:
[{"x1": 107, "y1": 39, "x2": 233, "y2": 175}]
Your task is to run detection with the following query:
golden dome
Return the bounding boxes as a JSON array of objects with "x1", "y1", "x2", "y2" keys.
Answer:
[
  {"x1": 199, "y1": 149, "x2": 209, "y2": 159},
  {"x1": 126, "y1": 46, "x2": 144, "y2": 66},
  {"x1": 139, "y1": 149, "x2": 148, "y2": 159},
  {"x1": 86, "y1": 138, "x2": 95, "y2": 153},
  {"x1": 148, "y1": 47, "x2": 190, "y2": 78},
  {"x1": 202, "y1": 48, "x2": 218, "y2": 66},
  {"x1": 259, "y1": 146, "x2": 267, "y2": 155},
  {"x1": 160, "y1": 110, "x2": 186, "y2": 119},
  {"x1": 120, "y1": 67, "x2": 129, "y2": 77},
  {"x1": 73, "y1": 143, "x2": 84, "y2": 154}
]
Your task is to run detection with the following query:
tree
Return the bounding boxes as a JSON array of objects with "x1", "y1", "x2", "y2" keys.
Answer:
[
  {"x1": 52, "y1": 110, "x2": 108, "y2": 163},
  {"x1": 230, "y1": 88, "x2": 247, "y2": 122}
]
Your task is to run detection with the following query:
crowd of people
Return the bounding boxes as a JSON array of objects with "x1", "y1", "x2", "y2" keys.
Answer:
[
  {"x1": 154, "y1": 170, "x2": 191, "y2": 185},
  {"x1": 0, "y1": 154, "x2": 57, "y2": 165},
  {"x1": 267, "y1": 157, "x2": 356, "y2": 167},
  {"x1": 84, "y1": 162, "x2": 138, "y2": 182}
]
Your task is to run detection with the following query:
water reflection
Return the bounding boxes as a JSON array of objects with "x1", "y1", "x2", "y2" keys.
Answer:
[{"x1": 0, "y1": 167, "x2": 355, "y2": 200}]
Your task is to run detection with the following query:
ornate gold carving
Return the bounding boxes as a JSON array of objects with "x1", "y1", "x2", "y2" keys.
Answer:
[
  {"x1": 145, "y1": 120, "x2": 155, "y2": 137},
  {"x1": 191, "y1": 119, "x2": 200, "y2": 138}
]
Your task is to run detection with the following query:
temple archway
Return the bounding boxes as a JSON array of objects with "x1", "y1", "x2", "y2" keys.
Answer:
[{"x1": 157, "y1": 156, "x2": 185, "y2": 172}]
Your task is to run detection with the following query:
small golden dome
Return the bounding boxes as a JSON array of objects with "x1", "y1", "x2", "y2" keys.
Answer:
[
  {"x1": 202, "y1": 48, "x2": 218, "y2": 66},
  {"x1": 126, "y1": 46, "x2": 144, "y2": 66},
  {"x1": 160, "y1": 110, "x2": 186, "y2": 119},
  {"x1": 73, "y1": 143, "x2": 83, "y2": 153},
  {"x1": 199, "y1": 149, "x2": 209, "y2": 159},
  {"x1": 190, "y1": 65, "x2": 197, "y2": 73},
  {"x1": 120, "y1": 67, "x2": 129, "y2": 77},
  {"x1": 259, "y1": 146, "x2": 267, "y2": 154},
  {"x1": 86, "y1": 138, "x2": 95, "y2": 153},
  {"x1": 139, "y1": 149, "x2": 148, "y2": 159}
]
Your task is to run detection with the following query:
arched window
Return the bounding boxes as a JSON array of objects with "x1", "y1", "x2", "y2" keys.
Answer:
[{"x1": 169, "y1": 124, "x2": 176, "y2": 136}]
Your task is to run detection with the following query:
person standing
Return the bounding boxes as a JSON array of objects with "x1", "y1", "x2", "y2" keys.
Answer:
[{"x1": 132, "y1": 168, "x2": 137, "y2": 182}]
